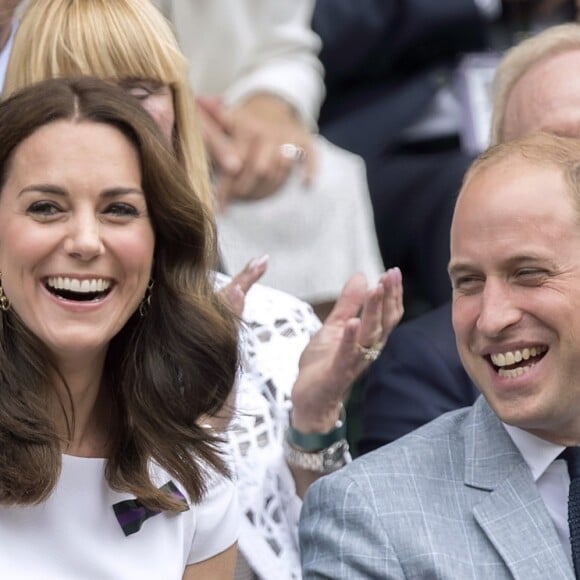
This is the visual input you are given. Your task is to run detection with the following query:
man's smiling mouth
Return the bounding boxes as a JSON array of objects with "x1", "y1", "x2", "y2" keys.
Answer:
[{"x1": 488, "y1": 346, "x2": 548, "y2": 378}]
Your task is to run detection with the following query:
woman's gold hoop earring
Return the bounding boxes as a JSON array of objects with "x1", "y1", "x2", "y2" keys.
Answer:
[
  {"x1": 139, "y1": 279, "x2": 154, "y2": 317},
  {"x1": 0, "y1": 273, "x2": 10, "y2": 312}
]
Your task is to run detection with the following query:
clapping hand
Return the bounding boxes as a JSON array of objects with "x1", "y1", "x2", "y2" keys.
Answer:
[
  {"x1": 218, "y1": 254, "x2": 269, "y2": 317},
  {"x1": 290, "y1": 268, "x2": 404, "y2": 433}
]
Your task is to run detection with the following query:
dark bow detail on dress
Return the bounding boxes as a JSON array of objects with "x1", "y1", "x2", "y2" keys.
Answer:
[{"x1": 112, "y1": 480, "x2": 189, "y2": 536}]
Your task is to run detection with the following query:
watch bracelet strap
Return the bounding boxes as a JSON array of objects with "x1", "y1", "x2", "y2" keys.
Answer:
[
  {"x1": 286, "y1": 404, "x2": 347, "y2": 451},
  {"x1": 283, "y1": 437, "x2": 349, "y2": 473}
]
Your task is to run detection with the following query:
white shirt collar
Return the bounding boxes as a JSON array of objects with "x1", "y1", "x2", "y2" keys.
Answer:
[{"x1": 504, "y1": 423, "x2": 565, "y2": 482}]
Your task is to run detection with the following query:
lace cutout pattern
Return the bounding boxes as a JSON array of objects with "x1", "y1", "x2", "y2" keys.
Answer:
[{"x1": 215, "y1": 274, "x2": 320, "y2": 580}]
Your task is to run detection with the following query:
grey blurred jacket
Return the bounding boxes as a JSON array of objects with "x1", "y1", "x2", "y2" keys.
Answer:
[{"x1": 300, "y1": 396, "x2": 574, "y2": 579}]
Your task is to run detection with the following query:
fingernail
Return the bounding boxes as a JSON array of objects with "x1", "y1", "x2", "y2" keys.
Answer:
[{"x1": 248, "y1": 254, "x2": 269, "y2": 271}]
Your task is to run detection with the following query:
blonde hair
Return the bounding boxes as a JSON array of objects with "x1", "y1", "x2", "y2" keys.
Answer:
[
  {"x1": 5, "y1": 0, "x2": 213, "y2": 209},
  {"x1": 462, "y1": 132, "x2": 580, "y2": 215},
  {"x1": 490, "y1": 23, "x2": 580, "y2": 145}
]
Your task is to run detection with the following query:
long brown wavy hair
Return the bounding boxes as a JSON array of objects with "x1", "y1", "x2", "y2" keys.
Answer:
[{"x1": 0, "y1": 77, "x2": 239, "y2": 510}]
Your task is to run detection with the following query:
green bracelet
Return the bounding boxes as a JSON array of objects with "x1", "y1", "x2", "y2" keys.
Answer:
[{"x1": 286, "y1": 405, "x2": 347, "y2": 451}]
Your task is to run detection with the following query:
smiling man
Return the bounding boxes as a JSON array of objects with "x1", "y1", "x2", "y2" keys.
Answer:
[
  {"x1": 449, "y1": 138, "x2": 580, "y2": 446},
  {"x1": 299, "y1": 132, "x2": 580, "y2": 579},
  {"x1": 299, "y1": 21, "x2": 580, "y2": 580},
  {"x1": 360, "y1": 22, "x2": 580, "y2": 455}
]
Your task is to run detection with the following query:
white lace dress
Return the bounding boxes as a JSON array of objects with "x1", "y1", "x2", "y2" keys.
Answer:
[{"x1": 215, "y1": 274, "x2": 321, "y2": 580}]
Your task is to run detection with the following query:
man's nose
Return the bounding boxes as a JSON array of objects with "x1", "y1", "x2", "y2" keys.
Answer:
[{"x1": 476, "y1": 278, "x2": 522, "y2": 337}]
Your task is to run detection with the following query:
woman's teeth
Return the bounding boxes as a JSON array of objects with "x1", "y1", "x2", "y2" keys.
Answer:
[
  {"x1": 47, "y1": 277, "x2": 110, "y2": 293},
  {"x1": 45, "y1": 277, "x2": 112, "y2": 301}
]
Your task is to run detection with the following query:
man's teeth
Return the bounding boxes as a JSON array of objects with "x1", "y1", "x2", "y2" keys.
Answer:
[
  {"x1": 489, "y1": 346, "x2": 548, "y2": 377},
  {"x1": 490, "y1": 346, "x2": 547, "y2": 367},
  {"x1": 47, "y1": 277, "x2": 110, "y2": 293},
  {"x1": 498, "y1": 366, "x2": 531, "y2": 379}
]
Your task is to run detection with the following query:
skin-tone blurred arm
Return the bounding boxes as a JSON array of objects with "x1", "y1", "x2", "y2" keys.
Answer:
[
  {"x1": 0, "y1": 0, "x2": 19, "y2": 50},
  {"x1": 196, "y1": 96, "x2": 242, "y2": 179},
  {"x1": 502, "y1": 0, "x2": 573, "y2": 20},
  {"x1": 196, "y1": 94, "x2": 315, "y2": 210},
  {"x1": 289, "y1": 267, "x2": 404, "y2": 497},
  {"x1": 182, "y1": 544, "x2": 237, "y2": 580},
  {"x1": 503, "y1": 0, "x2": 569, "y2": 8},
  {"x1": 537, "y1": 0, "x2": 574, "y2": 13}
]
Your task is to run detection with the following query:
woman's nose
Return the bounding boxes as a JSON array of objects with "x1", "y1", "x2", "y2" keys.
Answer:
[{"x1": 63, "y1": 215, "x2": 105, "y2": 260}]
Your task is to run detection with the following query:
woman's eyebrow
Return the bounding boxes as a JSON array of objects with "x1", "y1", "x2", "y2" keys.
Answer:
[{"x1": 18, "y1": 185, "x2": 144, "y2": 198}]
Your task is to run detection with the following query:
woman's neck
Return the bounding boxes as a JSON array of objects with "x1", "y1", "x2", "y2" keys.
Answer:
[{"x1": 52, "y1": 351, "x2": 111, "y2": 457}]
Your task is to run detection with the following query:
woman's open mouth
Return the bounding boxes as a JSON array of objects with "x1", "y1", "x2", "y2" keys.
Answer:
[{"x1": 44, "y1": 276, "x2": 113, "y2": 302}]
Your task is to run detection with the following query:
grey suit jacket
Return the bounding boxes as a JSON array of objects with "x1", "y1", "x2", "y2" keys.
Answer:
[{"x1": 300, "y1": 396, "x2": 574, "y2": 579}]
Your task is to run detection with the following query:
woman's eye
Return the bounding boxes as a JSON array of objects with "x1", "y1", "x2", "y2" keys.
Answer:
[
  {"x1": 104, "y1": 202, "x2": 140, "y2": 217},
  {"x1": 127, "y1": 87, "x2": 151, "y2": 101},
  {"x1": 120, "y1": 80, "x2": 168, "y2": 101},
  {"x1": 124, "y1": 82, "x2": 165, "y2": 101},
  {"x1": 27, "y1": 201, "x2": 62, "y2": 217}
]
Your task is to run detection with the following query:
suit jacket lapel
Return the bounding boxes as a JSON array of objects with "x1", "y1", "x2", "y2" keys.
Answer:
[{"x1": 465, "y1": 398, "x2": 574, "y2": 580}]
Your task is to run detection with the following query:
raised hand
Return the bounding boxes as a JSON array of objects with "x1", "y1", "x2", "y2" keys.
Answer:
[{"x1": 291, "y1": 267, "x2": 404, "y2": 433}]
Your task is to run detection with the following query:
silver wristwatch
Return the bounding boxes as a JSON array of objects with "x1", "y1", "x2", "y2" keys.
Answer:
[
  {"x1": 283, "y1": 437, "x2": 349, "y2": 473},
  {"x1": 284, "y1": 405, "x2": 349, "y2": 473}
]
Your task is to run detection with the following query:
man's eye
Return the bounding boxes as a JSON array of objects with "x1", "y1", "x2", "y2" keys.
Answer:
[
  {"x1": 452, "y1": 276, "x2": 483, "y2": 293},
  {"x1": 516, "y1": 269, "x2": 547, "y2": 284},
  {"x1": 27, "y1": 201, "x2": 62, "y2": 217},
  {"x1": 105, "y1": 202, "x2": 139, "y2": 217}
]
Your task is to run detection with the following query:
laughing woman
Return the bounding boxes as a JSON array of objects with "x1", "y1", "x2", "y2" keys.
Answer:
[
  {"x1": 4, "y1": 1, "x2": 404, "y2": 578},
  {"x1": 0, "y1": 77, "x2": 239, "y2": 579}
]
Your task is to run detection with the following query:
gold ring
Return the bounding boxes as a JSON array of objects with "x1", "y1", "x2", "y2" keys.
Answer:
[
  {"x1": 279, "y1": 143, "x2": 306, "y2": 161},
  {"x1": 357, "y1": 343, "x2": 382, "y2": 362}
]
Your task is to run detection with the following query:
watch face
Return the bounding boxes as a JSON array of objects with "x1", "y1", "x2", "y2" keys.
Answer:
[{"x1": 322, "y1": 441, "x2": 349, "y2": 471}]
